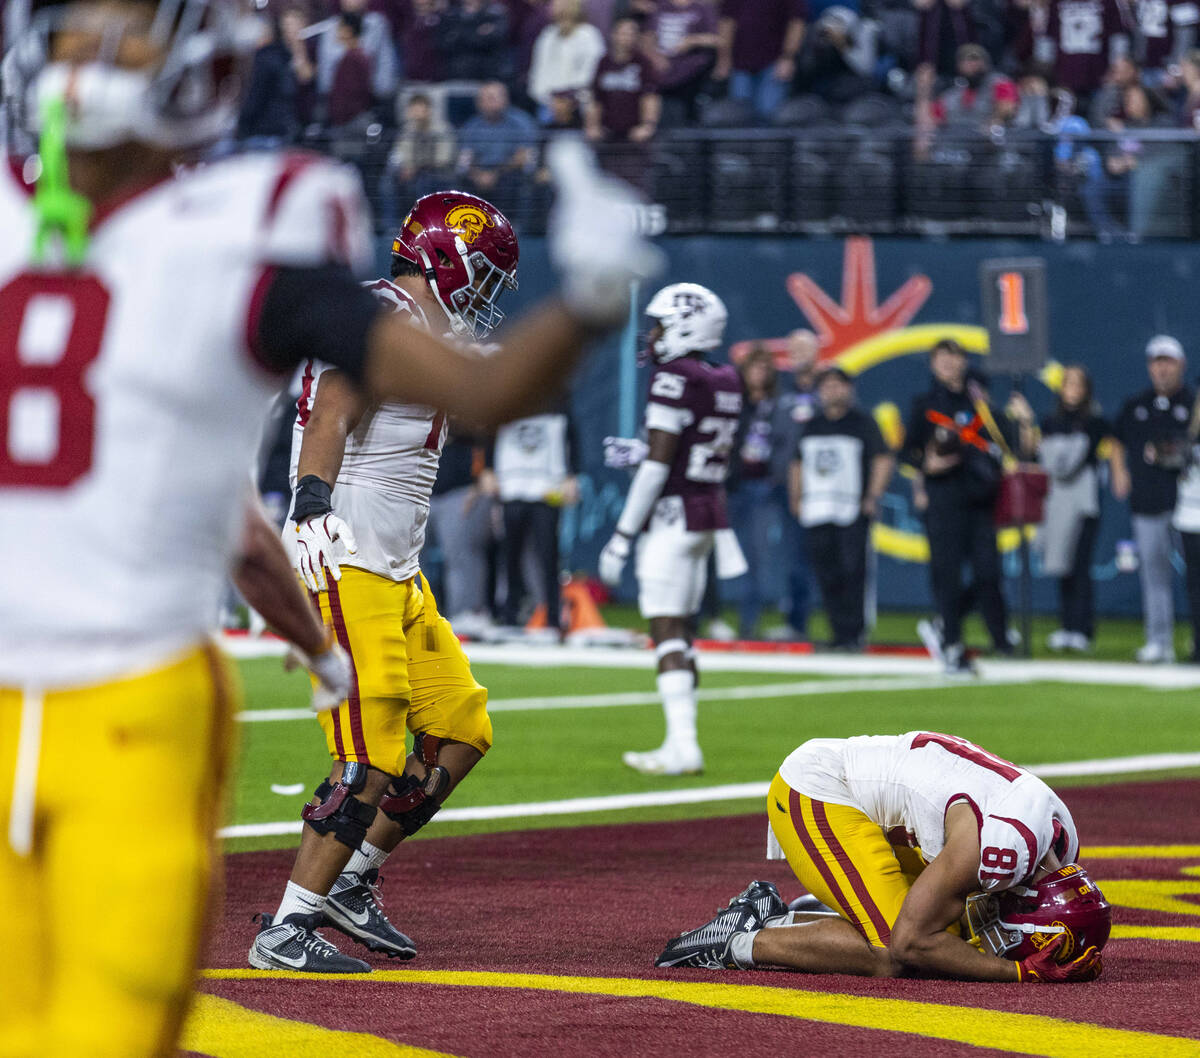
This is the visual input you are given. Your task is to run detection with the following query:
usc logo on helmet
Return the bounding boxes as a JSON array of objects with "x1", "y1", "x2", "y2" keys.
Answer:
[
  {"x1": 1030, "y1": 922, "x2": 1074, "y2": 958},
  {"x1": 445, "y1": 205, "x2": 494, "y2": 245}
]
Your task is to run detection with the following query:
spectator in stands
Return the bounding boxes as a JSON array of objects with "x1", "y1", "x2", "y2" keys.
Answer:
[
  {"x1": 510, "y1": 0, "x2": 555, "y2": 91},
  {"x1": 795, "y1": 5, "x2": 879, "y2": 103},
  {"x1": 588, "y1": 16, "x2": 661, "y2": 142},
  {"x1": 914, "y1": 0, "x2": 979, "y2": 82},
  {"x1": 644, "y1": 0, "x2": 721, "y2": 124},
  {"x1": 1133, "y1": 0, "x2": 1198, "y2": 76},
  {"x1": 282, "y1": 8, "x2": 317, "y2": 126},
  {"x1": 400, "y1": 0, "x2": 446, "y2": 82},
  {"x1": 729, "y1": 346, "x2": 786, "y2": 640},
  {"x1": 586, "y1": 16, "x2": 660, "y2": 190},
  {"x1": 317, "y1": 0, "x2": 399, "y2": 106},
  {"x1": 1176, "y1": 48, "x2": 1200, "y2": 126},
  {"x1": 714, "y1": 0, "x2": 808, "y2": 120},
  {"x1": 1045, "y1": 0, "x2": 1132, "y2": 105},
  {"x1": 1114, "y1": 335, "x2": 1194, "y2": 663},
  {"x1": 493, "y1": 409, "x2": 580, "y2": 634},
  {"x1": 902, "y1": 338, "x2": 1012, "y2": 675},
  {"x1": 931, "y1": 42, "x2": 1016, "y2": 126},
  {"x1": 1010, "y1": 367, "x2": 1127, "y2": 652},
  {"x1": 458, "y1": 81, "x2": 539, "y2": 207},
  {"x1": 388, "y1": 92, "x2": 456, "y2": 201},
  {"x1": 237, "y1": 15, "x2": 299, "y2": 147},
  {"x1": 438, "y1": 0, "x2": 512, "y2": 83},
  {"x1": 528, "y1": 0, "x2": 607, "y2": 116},
  {"x1": 326, "y1": 13, "x2": 375, "y2": 128},
  {"x1": 772, "y1": 330, "x2": 820, "y2": 641},
  {"x1": 1089, "y1": 55, "x2": 1142, "y2": 128},
  {"x1": 545, "y1": 90, "x2": 586, "y2": 128},
  {"x1": 791, "y1": 366, "x2": 893, "y2": 650}
]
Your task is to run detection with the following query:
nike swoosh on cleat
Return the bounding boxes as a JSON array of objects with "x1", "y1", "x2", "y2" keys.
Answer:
[
  {"x1": 260, "y1": 946, "x2": 311, "y2": 970},
  {"x1": 329, "y1": 902, "x2": 372, "y2": 928}
]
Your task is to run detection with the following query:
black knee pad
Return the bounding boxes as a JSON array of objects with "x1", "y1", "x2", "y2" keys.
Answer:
[
  {"x1": 301, "y1": 763, "x2": 378, "y2": 848},
  {"x1": 378, "y1": 772, "x2": 443, "y2": 837}
]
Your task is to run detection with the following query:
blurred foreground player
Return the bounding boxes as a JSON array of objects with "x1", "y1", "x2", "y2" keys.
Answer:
[
  {"x1": 657, "y1": 732, "x2": 1108, "y2": 983},
  {"x1": 0, "y1": 1, "x2": 661, "y2": 1052},
  {"x1": 250, "y1": 197, "x2": 519, "y2": 973},
  {"x1": 599, "y1": 283, "x2": 746, "y2": 776}
]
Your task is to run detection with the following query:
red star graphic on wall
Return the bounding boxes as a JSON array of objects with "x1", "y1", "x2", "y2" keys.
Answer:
[{"x1": 730, "y1": 237, "x2": 933, "y2": 367}]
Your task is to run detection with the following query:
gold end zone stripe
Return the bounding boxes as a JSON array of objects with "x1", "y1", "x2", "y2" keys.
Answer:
[
  {"x1": 1083, "y1": 846, "x2": 1200, "y2": 858},
  {"x1": 201, "y1": 971, "x2": 1200, "y2": 1057},
  {"x1": 184, "y1": 993, "x2": 455, "y2": 1057},
  {"x1": 1111, "y1": 925, "x2": 1200, "y2": 942}
]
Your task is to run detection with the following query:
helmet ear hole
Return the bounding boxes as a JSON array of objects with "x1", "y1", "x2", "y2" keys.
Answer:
[{"x1": 436, "y1": 249, "x2": 452, "y2": 267}]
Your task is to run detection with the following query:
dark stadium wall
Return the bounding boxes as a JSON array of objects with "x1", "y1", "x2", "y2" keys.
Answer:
[{"x1": 375, "y1": 237, "x2": 1200, "y2": 618}]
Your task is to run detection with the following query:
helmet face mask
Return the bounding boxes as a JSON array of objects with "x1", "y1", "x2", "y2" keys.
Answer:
[
  {"x1": 965, "y1": 864, "x2": 1112, "y2": 962},
  {"x1": 392, "y1": 192, "x2": 518, "y2": 340},
  {"x1": 642, "y1": 282, "x2": 728, "y2": 365},
  {"x1": 5, "y1": 0, "x2": 259, "y2": 153}
]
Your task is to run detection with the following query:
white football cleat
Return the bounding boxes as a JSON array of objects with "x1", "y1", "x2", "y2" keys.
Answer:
[{"x1": 622, "y1": 744, "x2": 704, "y2": 776}]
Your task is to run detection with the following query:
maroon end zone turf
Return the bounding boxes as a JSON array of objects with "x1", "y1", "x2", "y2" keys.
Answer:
[{"x1": 202, "y1": 779, "x2": 1200, "y2": 1055}]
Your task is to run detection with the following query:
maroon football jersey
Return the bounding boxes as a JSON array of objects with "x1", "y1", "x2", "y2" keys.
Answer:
[
  {"x1": 1049, "y1": 0, "x2": 1133, "y2": 93},
  {"x1": 645, "y1": 357, "x2": 743, "y2": 531},
  {"x1": 1135, "y1": 0, "x2": 1198, "y2": 68}
]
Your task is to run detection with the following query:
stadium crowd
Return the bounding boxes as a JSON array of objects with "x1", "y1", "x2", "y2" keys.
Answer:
[{"x1": 228, "y1": 0, "x2": 1200, "y2": 238}]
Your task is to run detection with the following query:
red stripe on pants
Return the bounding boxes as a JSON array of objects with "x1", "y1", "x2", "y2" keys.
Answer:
[
  {"x1": 325, "y1": 580, "x2": 369, "y2": 764},
  {"x1": 812, "y1": 800, "x2": 893, "y2": 945}
]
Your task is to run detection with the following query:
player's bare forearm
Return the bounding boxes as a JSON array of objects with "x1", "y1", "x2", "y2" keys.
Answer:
[
  {"x1": 868, "y1": 453, "x2": 894, "y2": 505},
  {"x1": 297, "y1": 370, "x2": 364, "y2": 487},
  {"x1": 890, "y1": 925, "x2": 1020, "y2": 981},
  {"x1": 234, "y1": 505, "x2": 328, "y2": 656},
  {"x1": 363, "y1": 300, "x2": 594, "y2": 426}
]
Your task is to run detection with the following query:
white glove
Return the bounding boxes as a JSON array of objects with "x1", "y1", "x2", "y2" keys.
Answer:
[
  {"x1": 285, "y1": 638, "x2": 352, "y2": 713},
  {"x1": 599, "y1": 531, "x2": 632, "y2": 586},
  {"x1": 547, "y1": 137, "x2": 664, "y2": 327},
  {"x1": 603, "y1": 435, "x2": 649, "y2": 470},
  {"x1": 289, "y1": 514, "x2": 358, "y2": 593}
]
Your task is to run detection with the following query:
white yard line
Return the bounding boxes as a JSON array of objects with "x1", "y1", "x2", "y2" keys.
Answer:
[
  {"x1": 220, "y1": 632, "x2": 1200, "y2": 688},
  {"x1": 236, "y1": 674, "x2": 1029, "y2": 723},
  {"x1": 219, "y1": 751, "x2": 1200, "y2": 839}
]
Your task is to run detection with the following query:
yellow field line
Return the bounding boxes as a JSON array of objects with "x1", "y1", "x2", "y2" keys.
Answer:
[
  {"x1": 1084, "y1": 846, "x2": 1200, "y2": 858},
  {"x1": 1111, "y1": 925, "x2": 1200, "y2": 942},
  {"x1": 183, "y1": 993, "x2": 456, "y2": 1058},
  {"x1": 202, "y1": 970, "x2": 1200, "y2": 1057}
]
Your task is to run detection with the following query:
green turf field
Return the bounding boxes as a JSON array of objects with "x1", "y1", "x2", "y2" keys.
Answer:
[{"x1": 225, "y1": 647, "x2": 1200, "y2": 853}]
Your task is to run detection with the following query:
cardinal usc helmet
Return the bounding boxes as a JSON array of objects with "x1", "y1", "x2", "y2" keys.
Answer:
[
  {"x1": 966, "y1": 864, "x2": 1112, "y2": 962},
  {"x1": 643, "y1": 282, "x2": 727, "y2": 364},
  {"x1": 5, "y1": 0, "x2": 260, "y2": 151},
  {"x1": 391, "y1": 192, "x2": 518, "y2": 339}
]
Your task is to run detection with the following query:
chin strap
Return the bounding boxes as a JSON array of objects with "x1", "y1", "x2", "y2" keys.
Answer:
[{"x1": 32, "y1": 96, "x2": 92, "y2": 266}]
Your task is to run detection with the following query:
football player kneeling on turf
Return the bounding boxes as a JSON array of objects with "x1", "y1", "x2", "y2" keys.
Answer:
[{"x1": 656, "y1": 732, "x2": 1108, "y2": 982}]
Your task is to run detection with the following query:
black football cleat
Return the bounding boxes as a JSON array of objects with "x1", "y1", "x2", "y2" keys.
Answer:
[
  {"x1": 655, "y1": 900, "x2": 758, "y2": 969},
  {"x1": 248, "y1": 911, "x2": 371, "y2": 973},
  {"x1": 325, "y1": 869, "x2": 418, "y2": 960},
  {"x1": 725, "y1": 880, "x2": 787, "y2": 926}
]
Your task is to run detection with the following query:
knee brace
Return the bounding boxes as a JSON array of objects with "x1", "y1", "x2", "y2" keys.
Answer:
[
  {"x1": 301, "y1": 761, "x2": 378, "y2": 849},
  {"x1": 378, "y1": 733, "x2": 450, "y2": 837}
]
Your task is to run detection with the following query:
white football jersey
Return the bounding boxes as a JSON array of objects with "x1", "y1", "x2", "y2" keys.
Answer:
[
  {"x1": 290, "y1": 279, "x2": 446, "y2": 583},
  {"x1": 0, "y1": 151, "x2": 373, "y2": 687},
  {"x1": 778, "y1": 732, "x2": 1080, "y2": 893}
]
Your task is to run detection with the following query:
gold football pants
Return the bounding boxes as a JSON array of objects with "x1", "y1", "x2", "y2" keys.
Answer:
[
  {"x1": 314, "y1": 569, "x2": 491, "y2": 774},
  {"x1": 768, "y1": 772, "x2": 927, "y2": 947},
  {"x1": 0, "y1": 646, "x2": 236, "y2": 1058}
]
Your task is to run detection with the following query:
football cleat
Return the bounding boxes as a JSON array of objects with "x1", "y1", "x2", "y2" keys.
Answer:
[
  {"x1": 655, "y1": 900, "x2": 758, "y2": 969},
  {"x1": 248, "y1": 911, "x2": 371, "y2": 973},
  {"x1": 325, "y1": 870, "x2": 418, "y2": 960},
  {"x1": 726, "y1": 880, "x2": 787, "y2": 926},
  {"x1": 622, "y1": 745, "x2": 704, "y2": 776}
]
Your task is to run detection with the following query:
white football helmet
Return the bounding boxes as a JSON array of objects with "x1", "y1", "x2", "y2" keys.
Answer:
[
  {"x1": 644, "y1": 282, "x2": 728, "y2": 364},
  {"x1": 4, "y1": 0, "x2": 261, "y2": 151}
]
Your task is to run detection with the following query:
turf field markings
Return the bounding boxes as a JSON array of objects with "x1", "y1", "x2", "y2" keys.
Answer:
[
  {"x1": 182, "y1": 993, "x2": 453, "y2": 1057},
  {"x1": 223, "y1": 631, "x2": 1200, "y2": 686},
  {"x1": 1110, "y1": 925, "x2": 1200, "y2": 942},
  {"x1": 199, "y1": 970, "x2": 1200, "y2": 1057},
  {"x1": 1085, "y1": 845, "x2": 1200, "y2": 858},
  {"x1": 219, "y1": 752, "x2": 1200, "y2": 838},
  {"x1": 235, "y1": 675, "x2": 1014, "y2": 723}
]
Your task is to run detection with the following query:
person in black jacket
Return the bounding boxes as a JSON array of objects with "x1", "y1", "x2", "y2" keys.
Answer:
[
  {"x1": 236, "y1": 17, "x2": 300, "y2": 147},
  {"x1": 902, "y1": 339, "x2": 1012, "y2": 674}
]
